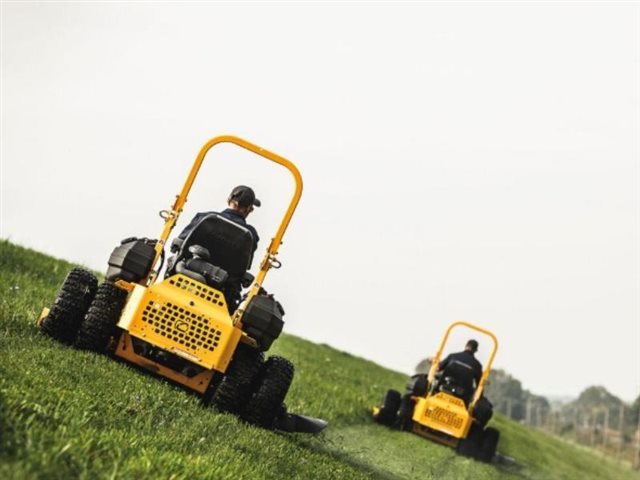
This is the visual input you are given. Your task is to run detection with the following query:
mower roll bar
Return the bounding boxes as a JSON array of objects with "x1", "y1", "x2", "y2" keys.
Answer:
[
  {"x1": 427, "y1": 321, "x2": 499, "y2": 410},
  {"x1": 151, "y1": 135, "x2": 303, "y2": 324}
]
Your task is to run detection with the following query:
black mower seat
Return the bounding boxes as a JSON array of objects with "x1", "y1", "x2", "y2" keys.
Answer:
[
  {"x1": 439, "y1": 360, "x2": 476, "y2": 404},
  {"x1": 168, "y1": 213, "x2": 255, "y2": 279},
  {"x1": 173, "y1": 245, "x2": 230, "y2": 288}
]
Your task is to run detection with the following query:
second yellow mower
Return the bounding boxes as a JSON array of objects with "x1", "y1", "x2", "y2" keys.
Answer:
[{"x1": 373, "y1": 321, "x2": 500, "y2": 462}]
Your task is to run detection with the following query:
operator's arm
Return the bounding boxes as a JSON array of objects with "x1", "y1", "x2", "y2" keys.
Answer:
[
  {"x1": 474, "y1": 362, "x2": 482, "y2": 387},
  {"x1": 247, "y1": 225, "x2": 260, "y2": 253},
  {"x1": 438, "y1": 354, "x2": 451, "y2": 371}
]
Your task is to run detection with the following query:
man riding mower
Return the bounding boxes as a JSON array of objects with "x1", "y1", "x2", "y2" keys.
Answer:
[
  {"x1": 372, "y1": 321, "x2": 500, "y2": 463},
  {"x1": 38, "y1": 135, "x2": 327, "y2": 433}
]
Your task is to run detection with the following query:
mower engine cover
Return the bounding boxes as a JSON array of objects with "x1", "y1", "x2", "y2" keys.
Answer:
[
  {"x1": 242, "y1": 294, "x2": 285, "y2": 351},
  {"x1": 106, "y1": 237, "x2": 157, "y2": 283}
]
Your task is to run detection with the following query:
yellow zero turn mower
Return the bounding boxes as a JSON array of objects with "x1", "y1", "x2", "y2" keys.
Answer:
[
  {"x1": 372, "y1": 321, "x2": 500, "y2": 462},
  {"x1": 38, "y1": 135, "x2": 327, "y2": 433}
]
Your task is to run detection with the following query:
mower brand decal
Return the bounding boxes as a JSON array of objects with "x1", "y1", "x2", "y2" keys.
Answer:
[
  {"x1": 174, "y1": 319, "x2": 190, "y2": 333},
  {"x1": 426, "y1": 407, "x2": 463, "y2": 428}
]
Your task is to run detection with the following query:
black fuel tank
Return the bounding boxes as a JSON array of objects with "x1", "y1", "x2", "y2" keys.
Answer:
[{"x1": 106, "y1": 237, "x2": 157, "y2": 283}]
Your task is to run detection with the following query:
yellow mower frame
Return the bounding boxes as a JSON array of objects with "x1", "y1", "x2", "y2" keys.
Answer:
[
  {"x1": 113, "y1": 135, "x2": 303, "y2": 393},
  {"x1": 39, "y1": 135, "x2": 303, "y2": 395},
  {"x1": 373, "y1": 321, "x2": 498, "y2": 451},
  {"x1": 412, "y1": 321, "x2": 498, "y2": 443}
]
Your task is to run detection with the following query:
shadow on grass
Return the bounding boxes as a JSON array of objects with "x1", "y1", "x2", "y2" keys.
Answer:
[
  {"x1": 281, "y1": 432, "x2": 406, "y2": 480},
  {"x1": 282, "y1": 409, "x2": 528, "y2": 480}
]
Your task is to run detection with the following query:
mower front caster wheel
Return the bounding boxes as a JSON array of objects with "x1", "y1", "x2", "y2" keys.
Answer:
[
  {"x1": 40, "y1": 267, "x2": 98, "y2": 343},
  {"x1": 456, "y1": 422, "x2": 483, "y2": 458},
  {"x1": 243, "y1": 356, "x2": 294, "y2": 428},
  {"x1": 374, "y1": 389, "x2": 401, "y2": 426},
  {"x1": 211, "y1": 343, "x2": 264, "y2": 415},
  {"x1": 75, "y1": 282, "x2": 128, "y2": 352},
  {"x1": 479, "y1": 427, "x2": 500, "y2": 463}
]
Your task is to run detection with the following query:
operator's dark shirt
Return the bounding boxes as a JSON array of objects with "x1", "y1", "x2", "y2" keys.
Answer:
[
  {"x1": 177, "y1": 208, "x2": 260, "y2": 253},
  {"x1": 438, "y1": 351, "x2": 483, "y2": 387}
]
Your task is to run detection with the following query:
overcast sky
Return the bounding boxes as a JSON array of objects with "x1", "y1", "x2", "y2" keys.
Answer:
[{"x1": 1, "y1": 2, "x2": 638, "y2": 402}]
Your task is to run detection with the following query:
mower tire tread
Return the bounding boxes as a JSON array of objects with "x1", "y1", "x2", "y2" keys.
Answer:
[
  {"x1": 375, "y1": 389, "x2": 401, "y2": 426},
  {"x1": 212, "y1": 343, "x2": 264, "y2": 414},
  {"x1": 479, "y1": 426, "x2": 500, "y2": 463},
  {"x1": 456, "y1": 422, "x2": 483, "y2": 458},
  {"x1": 75, "y1": 282, "x2": 128, "y2": 352},
  {"x1": 396, "y1": 394, "x2": 415, "y2": 431},
  {"x1": 40, "y1": 268, "x2": 98, "y2": 343},
  {"x1": 243, "y1": 356, "x2": 294, "y2": 428}
]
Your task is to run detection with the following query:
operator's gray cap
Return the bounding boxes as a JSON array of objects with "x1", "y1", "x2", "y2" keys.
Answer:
[{"x1": 229, "y1": 185, "x2": 261, "y2": 208}]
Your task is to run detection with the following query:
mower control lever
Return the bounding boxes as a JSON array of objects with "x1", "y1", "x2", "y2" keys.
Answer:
[
  {"x1": 170, "y1": 238, "x2": 184, "y2": 253},
  {"x1": 188, "y1": 245, "x2": 210, "y2": 261}
]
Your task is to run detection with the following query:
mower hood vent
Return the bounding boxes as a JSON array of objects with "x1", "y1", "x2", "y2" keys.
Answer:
[{"x1": 142, "y1": 301, "x2": 222, "y2": 353}]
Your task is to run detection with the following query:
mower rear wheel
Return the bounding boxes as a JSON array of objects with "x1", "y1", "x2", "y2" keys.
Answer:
[
  {"x1": 40, "y1": 268, "x2": 98, "y2": 343},
  {"x1": 375, "y1": 389, "x2": 401, "y2": 426},
  {"x1": 473, "y1": 396, "x2": 494, "y2": 428},
  {"x1": 479, "y1": 427, "x2": 500, "y2": 463},
  {"x1": 75, "y1": 282, "x2": 128, "y2": 352},
  {"x1": 243, "y1": 356, "x2": 294, "y2": 428},
  {"x1": 406, "y1": 374, "x2": 428, "y2": 396},
  {"x1": 212, "y1": 343, "x2": 264, "y2": 415}
]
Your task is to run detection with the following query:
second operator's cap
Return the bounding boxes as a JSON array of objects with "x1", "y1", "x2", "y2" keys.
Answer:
[{"x1": 229, "y1": 185, "x2": 261, "y2": 208}]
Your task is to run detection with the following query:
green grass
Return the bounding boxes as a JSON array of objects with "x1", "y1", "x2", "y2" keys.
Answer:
[{"x1": 1, "y1": 239, "x2": 638, "y2": 479}]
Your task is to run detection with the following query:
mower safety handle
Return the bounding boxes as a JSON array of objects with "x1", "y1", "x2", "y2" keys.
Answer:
[
  {"x1": 151, "y1": 135, "x2": 303, "y2": 322},
  {"x1": 427, "y1": 321, "x2": 499, "y2": 409}
]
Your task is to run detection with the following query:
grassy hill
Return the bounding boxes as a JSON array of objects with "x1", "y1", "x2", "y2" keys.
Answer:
[{"x1": 1, "y1": 239, "x2": 638, "y2": 480}]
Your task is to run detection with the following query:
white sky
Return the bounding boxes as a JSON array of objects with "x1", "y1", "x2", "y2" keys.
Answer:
[{"x1": 1, "y1": 2, "x2": 638, "y2": 402}]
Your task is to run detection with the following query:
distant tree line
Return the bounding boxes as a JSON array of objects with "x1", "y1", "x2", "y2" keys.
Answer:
[{"x1": 555, "y1": 386, "x2": 640, "y2": 466}]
